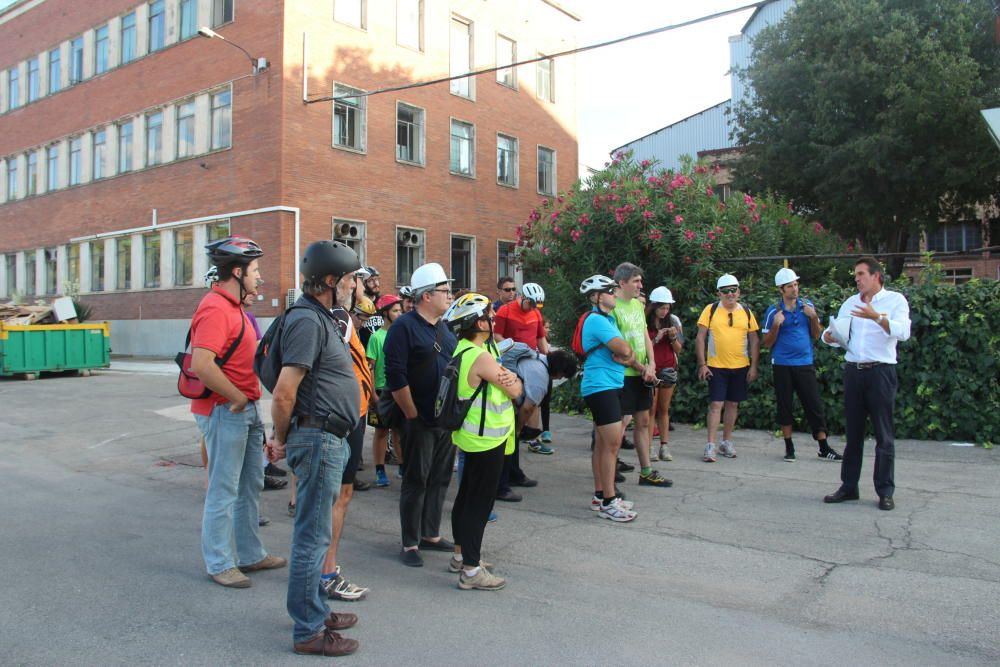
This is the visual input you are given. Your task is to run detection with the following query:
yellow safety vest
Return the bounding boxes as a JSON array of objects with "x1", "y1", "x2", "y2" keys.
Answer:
[{"x1": 451, "y1": 338, "x2": 515, "y2": 454}]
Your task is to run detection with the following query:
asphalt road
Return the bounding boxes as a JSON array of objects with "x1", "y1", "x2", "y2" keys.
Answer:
[{"x1": 1, "y1": 366, "x2": 998, "y2": 666}]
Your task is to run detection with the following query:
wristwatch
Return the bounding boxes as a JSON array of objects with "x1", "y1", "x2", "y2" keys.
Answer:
[{"x1": 877, "y1": 314, "x2": 886, "y2": 324}]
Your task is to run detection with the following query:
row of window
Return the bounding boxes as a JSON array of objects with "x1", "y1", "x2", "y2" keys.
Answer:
[
  {"x1": 0, "y1": 0, "x2": 233, "y2": 114},
  {"x1": 335, "y1": 94, "x2": 558, "y2": 194},
  {"x1": 1, "y1": 220, "x2": 519, "y2": 298},
  {"x1": 332, "y1": 1, "x2": 555, "y2": 103},
  {"x1": 1, "y1": 87, "x2": 231, "y2": 203}
]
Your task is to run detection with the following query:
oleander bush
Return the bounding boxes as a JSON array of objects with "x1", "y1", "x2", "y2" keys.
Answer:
[{"x1": 533, "y1": 157, "x2": 1000, "y2": 445}]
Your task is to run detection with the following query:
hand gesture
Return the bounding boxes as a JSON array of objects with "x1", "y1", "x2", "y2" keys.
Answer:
[
  {"x1": 822, "y1": 329, "x2": 835, "y2": 344},
  {"x1": 697, "y1": 365, "x2": 713, "y2": 381},
  {"x1": 802, "y1": 303, "x2": 817, "y2": 320},
  {"x1": 747, "y1": 367, "x2": 759, "y2": 384},
  {"x1": 265, "y1": 435, "x2": 286, "y2": 463},
  {"x1": 229, "y1": 394, "x2": 249, "y2": 413},
  {"x1": 641, "y1": 365, "x2": 656, "y2": 384},
  {"x1": 496, "y1": 366, "x2": 518, "y2": 387},
  {"x1": 850, "y1": 302, "x2": 879, "y2": 320},
  {"x1": 772, "y1": 310, "x2": 785, "y2": 327}
]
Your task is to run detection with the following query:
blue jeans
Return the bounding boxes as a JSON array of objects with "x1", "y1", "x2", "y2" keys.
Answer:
[
  {"x1": 195, "y1": 402, "x2": 267, "y2": 575},
  {"x1": 285, "y1": 425, "x2": 349, "y2": 643}
]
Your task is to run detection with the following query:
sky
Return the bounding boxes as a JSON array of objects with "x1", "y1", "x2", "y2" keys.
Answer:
[
  {"x1": 0, "y1": 0, "x2": 756, "y2": 175},
  {"x1": 572, "y1": 0, "x2": 756, "y2": 176}
]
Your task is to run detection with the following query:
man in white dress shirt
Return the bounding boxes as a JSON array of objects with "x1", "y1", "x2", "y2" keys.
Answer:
[{"x1": 821, "y1": 257, "x2": 911, "y2": 511}]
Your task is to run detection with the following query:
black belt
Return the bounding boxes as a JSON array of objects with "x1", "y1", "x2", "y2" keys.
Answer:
[
  {"x1": 292, "y1": 415, "x2": 351, "y2": 437},
  {"x1": 852, "y1": 361, "x2": 885, "y2": 370}
]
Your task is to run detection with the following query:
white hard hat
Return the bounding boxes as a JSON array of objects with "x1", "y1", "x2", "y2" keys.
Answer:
[
  {"x1": 648, "y1": 286, "x2": 675, "y2": 304},
  {"x1": 774, "y1": 267, "x2": 800, "y2": 287},
  {"x1": 409, "y1": 262, "x2": 452, "y2": 293},
  {"x1": 716, "y1": 274, "x2": 739, "y2": 289},
  {"x1": 522, "y1": 282, "x2": 545, "y2": 303}
]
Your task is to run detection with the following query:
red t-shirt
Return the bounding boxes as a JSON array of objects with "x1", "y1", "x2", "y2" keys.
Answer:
[
  {"x1": 649, "y1": 327, "x2": 678, "y2": 370},
  {"x1": 494, "y1": 301, "x2": 545, "y2": 349},
  {"x1": 189, "y1": 286, "x2": 262, "y2": 416}
]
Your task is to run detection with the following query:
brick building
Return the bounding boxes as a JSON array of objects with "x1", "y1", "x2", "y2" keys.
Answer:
[{"x1": 0, "y1": 0, "x2": 579, "y2": 354}]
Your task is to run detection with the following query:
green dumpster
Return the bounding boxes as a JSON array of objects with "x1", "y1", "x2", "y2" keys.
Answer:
[{"x1": 0, "y1": 322, "x2": 111, "y2": 378}]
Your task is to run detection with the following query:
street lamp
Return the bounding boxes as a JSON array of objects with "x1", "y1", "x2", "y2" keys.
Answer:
[{"x1": 198, "y1": 27, "x2": 269, "y2": 74}]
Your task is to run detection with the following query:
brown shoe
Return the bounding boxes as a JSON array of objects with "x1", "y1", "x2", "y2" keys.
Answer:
[
  {"x1": 210, "y1": 567, "x2": 251, "y2": 588},
  {"x1": 325, "y1": 611, "x2": 358, "y2": 631},
  {"x1": 239, "y1": 554, "x2": 287, "y2": 573},
  {"x1": 293, "y1": 628, "x2": 359, "y2": 656}
]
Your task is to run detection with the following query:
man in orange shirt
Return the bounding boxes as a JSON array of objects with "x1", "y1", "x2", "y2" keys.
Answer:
[{"x1": 190, "y1": 237, "x2": 285, "y2": 588}]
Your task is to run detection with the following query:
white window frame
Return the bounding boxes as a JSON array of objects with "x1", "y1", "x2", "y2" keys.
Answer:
[
  {"x1": 449, "y1": 233, "x2": 476, "y2": 291},
  {"x1": 495, "y1": 34, "x2": 516, "y2": 89},
  {"x1": 176, "y1": 99, "x2": 196, "y2": 159},
  {"x1": 210, "y1": 87, "x2": 232, "y2": 151},
  {"x1": 395, "y1": 225, "x2": 426, "y2": 288},
  {"x1": 395, "y1": 101, "x2": 425, "y2": 166},
  {"x1": 332, "y1": 83, "x2": 367, "y2": 153},
  {"x1": 332, "y1": 217, "x2": 367, "y2": 266},
  {"x1": 70, "y1": 37, "x2": 84, "y2": 83},
  {"x1": 496, "y1": 133, "x2": 518, "y2": 188},
  {"x1": 396, "y1": 0, "x2": 423, "y2": 51},
  {"x1": 497, "y1": 240, "x2": 522, "y2": 286},
  {"x1": 95, "y1": 24, "x2": 110, "y2": 75},
  {"x1": 536, "y1": 54, "x2": 554, "y2": 103},
  {"x1": 449, "y1": 118, "x2": 475, "y2": 178},
  {"x1": 449, "y1": 15, "x2": 474, "y2": 99},
  {"x1": 537, "y1": 145, "x2": 556, "y2": 196},
  {"x1": 333, "y1": 0, "x2": 367, "y2": 30}
]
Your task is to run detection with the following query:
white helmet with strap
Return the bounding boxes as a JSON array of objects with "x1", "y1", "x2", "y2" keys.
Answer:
[{"x1": 579, "y1": 274, "x2": 616, "y2": 296}]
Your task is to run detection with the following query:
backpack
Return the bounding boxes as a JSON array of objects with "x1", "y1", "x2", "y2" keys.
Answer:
[
  {"x1": 571, "y1": 311, "x2": 602, "y2": 360},
  {"x1": 434, "y1": 347, "x2": 488, "y2": 432},
  {"x1": 175, "y1": 314, "x2": 245, "y2": 399},
  {"x1": 254, "y1": 303, "x2": 327, "y2": 393},
  {"x1": 707, "y1": 301, "x2": 751, "y2": 328}
]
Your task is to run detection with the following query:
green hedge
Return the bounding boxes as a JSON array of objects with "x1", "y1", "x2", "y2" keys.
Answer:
[{"x1": 552, "y1": 276, "x2": 1000, "y2": 446}]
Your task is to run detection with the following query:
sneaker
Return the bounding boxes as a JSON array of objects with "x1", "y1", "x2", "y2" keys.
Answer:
[
  {"x1": 638, "y1": 469, "x2": 673, "y2": 487},
  {"x1": 598, "y1": 498, "x2": 637, "y2": 522},
  {"x1": 375, "y1": 469, "x2": 390, "y2": 487},
  {"x1": 719, "y1": 440, "x2": 737, "y2": 458},
  {"x1": 540, "y1": 430, "x2": 553, "y2": 444},
  {"x1": 287, "y1": 502, "x2": 296, "y2": 517},
  {"x1": 526, "y1": 439, "x2": 554, "y2": 455},
  {"x1": 265, "y1": 462, "x2": 288, "y2": 477},
  {"x1": 321, "y1": 567, "x2": 369, "y2": 601},
  {"x1": 784, "y1": 450, "x2": 796, "y2": 462},
  {"x1": 614, "y1": 470, "x2": 626, "y2": 483},
  {"x1": 458, "y1": 567, "x2": 506, "y2": 591},
  {"x1": 449, "y1": 555, "x2": 494, "y2": 573},
  {"x1": 616, "y1": 458, "x2": 635, "y2": 473},
  {"x1": 210, "y1": 567, "x2": 251, "y2": 588},
  {"x1": 293, "y1": 628, "x2": 359, "y2": 657},
  {"x1": 658, "y1": 444, "x2": 673, "y2": 462},
  {"x1": 620, "y1": 436, "x2": 635, "y2": 450},
  {"x1": 385, "y1": 447, "x2": 400, "y2": 465},
  {"x1": 353, "y1": 478, "x2": 371, "y2": 491},
  {"x1": 819, "y1": 447, "x2": 843, "y2": 461},
  {"x1": 488, "y1": 510, "x2": 499, "y2": 523},
  {"x1": 397, "y1": 465, "x2": 405, "y2": 479},
  {"x1": 703, "y1": 443, "x2": 717, "y2": 463},
  {"x1": 649, "y1": 447, "x2": 659, "y2": 462},
  {"x1": 590, "y1": 495, "x2": 634, "y2": 511},
  {"x1": 239, "y1": 554, "x2": 287, "y2": 573}
]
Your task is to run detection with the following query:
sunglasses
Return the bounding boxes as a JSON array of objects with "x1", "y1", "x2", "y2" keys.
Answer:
[
  {"x1": 719, "y1": 287, "x2": 739, "y2": 295},
  {"x1": 501, "y1": 287, "x2": 517, "y2": 292}
]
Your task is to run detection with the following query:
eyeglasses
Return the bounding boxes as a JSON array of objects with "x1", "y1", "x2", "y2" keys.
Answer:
[
  {"x1": 719, "y1": 287, "x2": 739, "y2": 295},
  {"x1": 603, "y1": 287, "x2": 617, "y2": 295},
  {"x1": 501, "y1": 287, "x2": 516, "y2": 293},
  {"x1": 432, "y1": 288, "x2": 454, "y2": 296}
]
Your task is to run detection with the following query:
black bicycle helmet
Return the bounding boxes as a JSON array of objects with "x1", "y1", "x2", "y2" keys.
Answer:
[
  {"x1": 205, "y1": 237, "x2": 264, "y2": 267},
  {"x1": 300, "y1": 240, "x2": 361, "y2": 284}
]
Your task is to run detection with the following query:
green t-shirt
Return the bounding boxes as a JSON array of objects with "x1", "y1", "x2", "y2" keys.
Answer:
[
  {"x1": 365, "y1": 327, "x2": 389, "y2": 390},
  {"x1": 612, "y1": 297, "x2": 648, "y2": 376}
]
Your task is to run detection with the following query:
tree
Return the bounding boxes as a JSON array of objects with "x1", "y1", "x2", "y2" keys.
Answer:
[{"x1": 732, "y1": 0, "x2": 1000, "y2": 277}]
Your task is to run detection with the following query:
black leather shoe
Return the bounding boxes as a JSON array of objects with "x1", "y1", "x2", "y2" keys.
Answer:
[
  {"x1": 616, "y1": 459, "x2": 635, "y2": 473},
  {"x1": 823, "y1": 488, "x2": 860, "y2": 503},
  {"x1": 400, "y1": 548, "x2": 423, "y2": 567},
  {"x1": 419, "y1": 537, "x2": 455, "y2": 551},
  {"x1": 878, "y1": 496, "x2": 895, "y2": 511},
  {"x1": 510, "y1": 477, "x2": 538, "y2": 488},
  {"x1": 496, "y1": 490, "x2": 522, "y2": 502},
  {"x1": 614, "y1": 470, "x2": 625, "y2": 484}
]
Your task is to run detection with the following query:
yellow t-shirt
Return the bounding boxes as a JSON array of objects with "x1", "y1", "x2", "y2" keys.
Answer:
[{"x1": 697, "y1": 303, "x2": 759, "y2": 369}]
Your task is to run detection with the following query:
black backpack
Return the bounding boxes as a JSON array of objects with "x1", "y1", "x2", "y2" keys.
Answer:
[
  {"x1": 254, "y1": 303, "x2": 327, "y2": 393},
  {"x1": 434, "y1": 348, "x2": 488, "y2": 433}
]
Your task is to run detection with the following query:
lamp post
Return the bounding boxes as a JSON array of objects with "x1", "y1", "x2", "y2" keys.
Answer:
[{"x1": 197, "y1": 27, "x2": 268, "y2": 74}]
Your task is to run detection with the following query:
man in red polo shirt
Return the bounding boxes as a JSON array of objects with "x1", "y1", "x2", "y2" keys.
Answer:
[{"x1": 191, "y1": 237, "x2": 285, "y2": 588}]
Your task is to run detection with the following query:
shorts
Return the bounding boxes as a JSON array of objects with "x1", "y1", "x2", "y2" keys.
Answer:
[
  {"x1": 367, "y1": 389, "x2": 385, "y2": 428},
  {"x1": 620, "y1": 375, "x2": 653, "y2": 415},
  {"x1": 340, "y1": 415, "x2": 366, "y2": 485},
  {"x1": 707, "y1": 366, "x2": 748, "y2": 403},
  {"x1": 584, "y1": 388, "x2": 623, "y2": 427}
]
